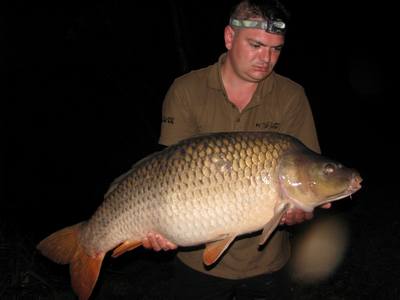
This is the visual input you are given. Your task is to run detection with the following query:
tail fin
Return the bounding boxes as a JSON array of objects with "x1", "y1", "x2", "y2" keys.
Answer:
[
  {"x1": 37, "y1": 223, "x2": 105, "y2": 300},
  {"x1": 70, "y1": 246, "x2": 104, "y2": 300}
]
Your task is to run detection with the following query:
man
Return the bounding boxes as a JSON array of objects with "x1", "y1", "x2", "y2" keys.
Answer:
[{"x1": 143, "y1": 0, "x2": 330, "y2": 298}]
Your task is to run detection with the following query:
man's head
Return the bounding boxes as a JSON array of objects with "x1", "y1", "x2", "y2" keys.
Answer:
[
  {"x1": 223, "y1": 0, "x2": 290, "y2": 82},
  {"x1": 229, "y1": 0, "x2": 290, "y2": 35}
]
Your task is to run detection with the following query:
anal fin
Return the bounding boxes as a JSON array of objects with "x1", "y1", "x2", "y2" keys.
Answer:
[
  {"x1": 203, "y1": 236, "x2": 236, "y2": 266},
  {"x1": 112, "y1": 240, "x2": 142, "y2": 258}
]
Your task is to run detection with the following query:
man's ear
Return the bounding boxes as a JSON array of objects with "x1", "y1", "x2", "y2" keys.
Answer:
[{"x1": 224, "y1": 25, "x2": 235, "y2": 50}]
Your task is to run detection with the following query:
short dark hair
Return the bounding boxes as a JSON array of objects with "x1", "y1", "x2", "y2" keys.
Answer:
[{"x1": 230, "y1": 0, "x2": 290, "y2": 26}]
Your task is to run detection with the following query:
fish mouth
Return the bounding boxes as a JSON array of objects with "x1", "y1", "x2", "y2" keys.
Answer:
[
  {"x1": 325, "y1": 173, "x2": 363, "y2": 203},
  {"x1": 347, "y1": 173, "x2": 362, "y2": 194}
]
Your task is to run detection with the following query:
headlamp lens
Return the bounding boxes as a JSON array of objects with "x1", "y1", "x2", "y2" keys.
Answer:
[{"x1": 230, "y1": 18, "x2": 286, "y2": 35}]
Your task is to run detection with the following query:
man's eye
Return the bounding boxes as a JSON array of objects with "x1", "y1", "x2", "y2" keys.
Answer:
[
  {"x1": 272, "y1": 46, "x2": 283, "y2": 52},
  {"x1": 250, "y1": 43, "x2": 261, "y2": 48}
]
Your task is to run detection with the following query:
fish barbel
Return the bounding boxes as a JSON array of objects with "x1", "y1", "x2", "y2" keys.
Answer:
[{"x1": 37, "y1": 131, "x2": 362, "y2": 300}]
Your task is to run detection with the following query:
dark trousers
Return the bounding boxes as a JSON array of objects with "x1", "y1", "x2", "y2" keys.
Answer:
[{"x1": 171, "y1": 258, "x2": 290, "y2": 300}]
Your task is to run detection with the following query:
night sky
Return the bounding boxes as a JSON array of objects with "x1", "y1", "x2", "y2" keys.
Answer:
[{"x1": 4, "y1": 0, "x2": 396, "y2": 252}]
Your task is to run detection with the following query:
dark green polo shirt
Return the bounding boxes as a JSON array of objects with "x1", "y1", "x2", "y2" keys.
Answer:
[
  {"x1": 160, "y1": 54, "x2": 320, "y2": 153},
  {"x1": 159, "y1": 54, "x2": 320, "y2": 279}
]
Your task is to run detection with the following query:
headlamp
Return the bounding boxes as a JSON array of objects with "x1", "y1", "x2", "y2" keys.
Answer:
[{"x1": 230, "y1": 18, "x2": 286, "y2": 35}]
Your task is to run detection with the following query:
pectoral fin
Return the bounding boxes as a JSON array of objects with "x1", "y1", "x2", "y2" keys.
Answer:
[
  {"x1": 259, "y1": 203, "x2": 289, "y2": 246},
  {"x1": 112, "y1": 240, "x2": 142, "y2": 258},
  {"x1": 203, "y1": 236, "x2": 236, "y2": 266}
]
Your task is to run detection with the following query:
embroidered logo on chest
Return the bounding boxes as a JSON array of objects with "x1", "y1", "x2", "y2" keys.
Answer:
[{"x1": 255, "y1": 121, "x2": 280, "y2": 130}]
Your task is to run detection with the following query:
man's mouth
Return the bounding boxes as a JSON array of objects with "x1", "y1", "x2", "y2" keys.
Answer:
[{"x1": 253, "y1": 65, "x2": 270, "y2": 72}]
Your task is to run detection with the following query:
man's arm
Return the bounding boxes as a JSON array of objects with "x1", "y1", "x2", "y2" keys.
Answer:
[{"x1": 159, "y1": 80, "x2": 197, "y2": 146}]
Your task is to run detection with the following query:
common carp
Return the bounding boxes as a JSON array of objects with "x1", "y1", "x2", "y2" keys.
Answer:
[{"x1": 37, "y1": 131, "x2": 362, "y2": 300}]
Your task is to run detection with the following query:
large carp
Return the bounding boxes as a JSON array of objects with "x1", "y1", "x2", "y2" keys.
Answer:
[{"x1": 37, "y1": 131, "x2": 362, "y2": 300}]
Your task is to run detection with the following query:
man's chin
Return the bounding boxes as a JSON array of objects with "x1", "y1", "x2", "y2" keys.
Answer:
[{"x1": 250, "y1": 71, "x2": 271, "y2": 81}]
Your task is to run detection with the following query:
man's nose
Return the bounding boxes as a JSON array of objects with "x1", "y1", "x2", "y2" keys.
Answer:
[{"x1": 260, "y1": 47, "x2": 272, "y2": 62}]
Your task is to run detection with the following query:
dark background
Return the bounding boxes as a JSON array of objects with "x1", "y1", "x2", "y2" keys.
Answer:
[{"x1": 3, "y1": 0, "x2": 398, "y2": 298}]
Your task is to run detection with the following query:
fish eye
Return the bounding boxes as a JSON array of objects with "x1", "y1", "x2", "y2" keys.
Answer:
[{"x1": 323, "y1": 163, "x2": 336, "y2": 175}]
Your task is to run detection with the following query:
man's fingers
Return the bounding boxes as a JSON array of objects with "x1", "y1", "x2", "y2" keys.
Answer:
[
  {"x1": 149, "y1": 234, "x2": 162, "y2": 251},
  {"x1": 281, "y1": 209, "x2": 314, "y2": 225},
  {"x1": 167, "y1": 241, "x2": 178, "y2": 250},
  {"x1": 281, "y1": 204, "x2": 331, "y2": 226},
  {"x1": 156, "y1": 234, "x2": 171, "y2": 251},
  {"x1": 322, "y1": 203, "x2": 332, "y2": 209},
  {"x1": 143, "y1": 233, "x2": 161, "y2": 251},
  {"x1": 304, "y1": 211, "x2": 314, "y2": 221},
  {"x1": 142, "y1": 237, "x2": 152, "y2": 249},
  {"x1": 143, "y1": 232, "x2": 177, "y2": 251}
]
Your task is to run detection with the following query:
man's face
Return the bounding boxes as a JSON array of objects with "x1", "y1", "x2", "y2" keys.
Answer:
[{"x1": 225, "y1": 26, "x2": 285, "y2": 82}]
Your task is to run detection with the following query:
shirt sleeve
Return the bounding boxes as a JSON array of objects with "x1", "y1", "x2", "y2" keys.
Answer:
[
  {"x1": 283, "y1": 88, "x2": 321, "y2": 153},
  {"x1": 158, "y1": 79, "x2": 198, "y2": 146}
]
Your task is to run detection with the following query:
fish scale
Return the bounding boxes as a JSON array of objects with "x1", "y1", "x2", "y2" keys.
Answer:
[
  {"x1": 37, "y1": 131, "x2": 362, "y2": 300},
  {"x1": 91, "y1": 134, "x2": 273, "y2": 247}
]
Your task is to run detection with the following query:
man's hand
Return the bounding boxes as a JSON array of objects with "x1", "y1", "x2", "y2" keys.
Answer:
[
  {"x1": 280, "y1": 203, "x2": 331, "y2": 225},
  {"x1": 142, "y1": 232, "x2": 178, "y2": 251}
]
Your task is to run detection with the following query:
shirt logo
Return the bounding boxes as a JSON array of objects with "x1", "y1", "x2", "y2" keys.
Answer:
[
  {"x1": 162, "y1": 117, "x2": 175, "y2": 124},
  {"x1": 255, "y1": 121, "x2": 280, "y2": 130}
]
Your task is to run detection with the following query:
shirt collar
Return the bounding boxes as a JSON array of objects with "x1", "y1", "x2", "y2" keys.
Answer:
[{"x1": 207, "y1": 53, "x2": 275, "y2": 100}]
